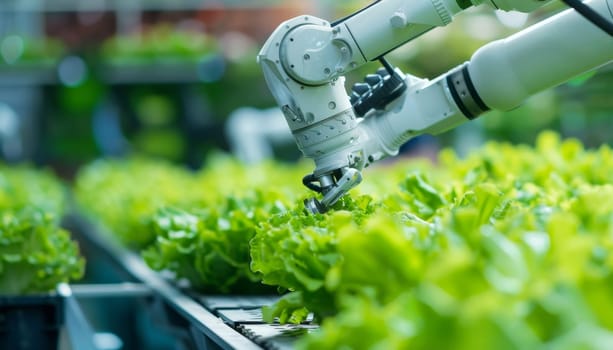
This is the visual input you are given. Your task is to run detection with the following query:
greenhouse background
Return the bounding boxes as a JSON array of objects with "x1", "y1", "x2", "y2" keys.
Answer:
[
  {"x1": 0, "y1": 0, "x2": 612, "y2": 349},
  {"x1": 2, "y1": 0, "x2": 611, "y2": 169}
]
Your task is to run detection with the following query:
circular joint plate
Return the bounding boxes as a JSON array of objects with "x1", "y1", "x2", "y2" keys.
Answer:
[{"x1": 280, "y1": 23, "x2": 348, "y2": 86}]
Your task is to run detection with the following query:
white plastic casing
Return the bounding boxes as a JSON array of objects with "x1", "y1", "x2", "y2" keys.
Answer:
[
  {"x1": 342, "y1": 0, "x2": 463, "y2": 61},
  {"x1": 359, "y1": 73, "x2": 466, "y2": 157},
  {"x1": 258, "y1": 16, "x2": 371, "y2": 174},
  {"x1": 258, "y1": 16, "x2": 352, "y2": 130},
  {"x1": 367, "y1": 0, "x2": 613, "y2": 156},
  {"x1": 469, "y1": 0, "x2": 613, "y2": 111}
]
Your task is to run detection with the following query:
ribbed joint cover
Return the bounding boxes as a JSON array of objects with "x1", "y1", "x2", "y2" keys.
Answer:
[{"x1": 433, "y1": 0, "x2": 452, "y2": 25}]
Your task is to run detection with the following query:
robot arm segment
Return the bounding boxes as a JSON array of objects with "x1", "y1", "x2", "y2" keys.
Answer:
[
  {"x1": 338, "y1": 0, "x2": 463, "y2": 62},
  {"x1": 259, "y1": 0, "x2": 612, "y2": 214},
  {"x1": 371, "y1": 0, "x2": 613, "y2": 159},
  {"x1": 468, "y1": 0, "x2": 613, "y2": 111}
]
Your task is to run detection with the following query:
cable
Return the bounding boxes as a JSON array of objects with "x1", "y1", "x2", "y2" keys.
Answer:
[
  {"x1": 378, "y1": 56, "x2": 395, "y2": 75},
  {"x1": 560, "y1": 0, "x2": 613, "y2": 36}
]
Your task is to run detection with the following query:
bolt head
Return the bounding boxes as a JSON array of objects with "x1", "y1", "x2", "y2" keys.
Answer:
[{"x1": 390, "y1": 11, "x2": 407, "y2": 28}]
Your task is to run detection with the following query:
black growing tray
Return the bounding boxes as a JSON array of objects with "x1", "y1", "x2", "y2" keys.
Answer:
[{"x1": 0, "y1": 293, "x2": 63, "y2": 350}]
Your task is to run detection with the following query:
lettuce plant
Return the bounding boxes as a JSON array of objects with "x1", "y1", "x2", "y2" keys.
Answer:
[
  {"x1": 142, "y1": 190, "x2": 289, "y2": 293},
  {"x1": 0, "y1": 165, "x2": 84, "y2": 295},
  {"x1": 0, "y1": 209, "x2": 84, "y2": 295}
]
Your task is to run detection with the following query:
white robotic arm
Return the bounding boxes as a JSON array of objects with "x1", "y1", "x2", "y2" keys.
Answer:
[{"x1": 258, "y1": 0, "x2": 613, "y2": 214}]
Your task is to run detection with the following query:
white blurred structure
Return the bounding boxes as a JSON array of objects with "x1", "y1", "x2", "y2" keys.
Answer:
[
  {"x1": 225, "y1": 107, "x2": 294, "y2": 164},
  {"x1": 0, "y1": 102, "x2": 23, "y2": 161}
]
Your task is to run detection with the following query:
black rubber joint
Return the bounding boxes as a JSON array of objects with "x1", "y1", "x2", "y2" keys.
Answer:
[{"x1": 447, "y1": 63, "x2": 489, "y2": 120}]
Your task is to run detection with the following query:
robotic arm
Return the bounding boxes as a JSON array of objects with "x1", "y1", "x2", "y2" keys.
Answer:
[{"x1": 258, "y1": 0, "x2": 613, "y2": 214}]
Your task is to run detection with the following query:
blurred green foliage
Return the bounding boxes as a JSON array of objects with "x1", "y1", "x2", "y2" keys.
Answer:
[
  {"x1": 3, "y1": 3, "x2": 610, "y2": 167},
  {"x1": 101, "y1": 24, "x2": 218, "y2": 64},
  {"x1": 200, "y1": 48, "x2": 275, "y2": 119},
  {"x1": 0, "y1": 35, "x2": 64, "y2": 66},
  {"x1": 74, "y1": 157, "x2": 204, "y2": 248}
]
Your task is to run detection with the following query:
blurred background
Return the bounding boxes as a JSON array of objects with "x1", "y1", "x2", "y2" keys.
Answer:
[{"x1": 0, "y1": 0, "x2": 611, "y2": 174}]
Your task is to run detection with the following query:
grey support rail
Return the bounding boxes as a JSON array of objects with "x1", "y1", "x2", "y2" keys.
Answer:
[{"x1": 64, "y1": 214, "x2": 261, "y2": 350}]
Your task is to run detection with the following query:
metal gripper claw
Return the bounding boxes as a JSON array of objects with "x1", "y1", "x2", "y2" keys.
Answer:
[{"x1": 302, "y1": 167, "x2": 362, "y2": 214}]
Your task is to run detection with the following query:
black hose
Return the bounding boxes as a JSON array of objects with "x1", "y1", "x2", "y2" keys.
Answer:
[{"x1": 302, "y1": 174, "x2": 323, "y2": 193}]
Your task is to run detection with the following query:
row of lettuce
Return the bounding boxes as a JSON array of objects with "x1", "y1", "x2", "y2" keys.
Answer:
[
  {"x1": 0, "y1": 165, "x2": 84, "y2": 295},
  {"x1": 74, "y1": 132, "x2": 613, "y2": 349},
  {"x1": 2, "y1": 131, "x2": 613, "y2": 348}
]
